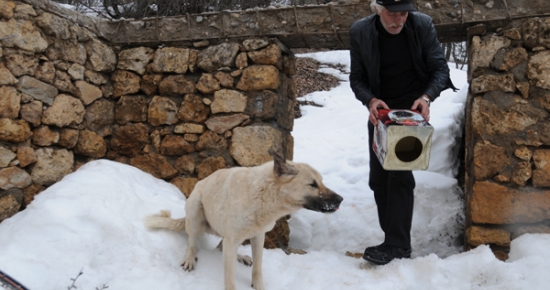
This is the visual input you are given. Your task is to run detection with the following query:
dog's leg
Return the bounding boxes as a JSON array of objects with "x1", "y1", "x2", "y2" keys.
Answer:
[
  {"x1": 222, "y1": 238, "x2": 238, "y2": 290},
  {"x1": 181, "y1": 202, "x2": 206, "y2": 271},
  {"x1": 217, "y1": 240, "x2": 253, "y2": 266},
  {"x1": 182, "y1": 219, "x2": 199, "y2": 271},
  {"x1": 250, "y1": 234, "x2": 265, "y2": 290}
]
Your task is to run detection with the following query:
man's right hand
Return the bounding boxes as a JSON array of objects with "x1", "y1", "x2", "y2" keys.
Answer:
[{"x1": 368, "y1": 98, "x2": 390, "y2": 125}]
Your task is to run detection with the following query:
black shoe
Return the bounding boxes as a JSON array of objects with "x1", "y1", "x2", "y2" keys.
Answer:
[
  {"x1": 363, "y1": 245, "x2": 411, "y2": 265},
  {"x1": 363, "y1": 243, "x2": 385, "y2": 258}
]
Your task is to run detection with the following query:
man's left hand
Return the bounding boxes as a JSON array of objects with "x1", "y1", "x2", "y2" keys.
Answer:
[{"x1": 411, "y1": 95, "x2": 431, "y2": 122}]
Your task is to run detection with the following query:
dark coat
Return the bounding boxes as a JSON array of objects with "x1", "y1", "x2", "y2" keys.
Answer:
[{"x1": 349, "y1": 12, "x2": 456, "y2": 108}]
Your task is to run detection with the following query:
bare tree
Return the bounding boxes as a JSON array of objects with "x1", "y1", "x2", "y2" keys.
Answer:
[
  {"x1": 97, "y1": 0, "x2": 276, "y2": 19},
  {"x1": 54, "y1": 0, "x2": 334, "y2": 19},
  {"x1": 441, "y1": 41, "x2": 467, "y2": 70},
  {"x1": 288, "y1": 0, "x2": 331, "y2": 4}
]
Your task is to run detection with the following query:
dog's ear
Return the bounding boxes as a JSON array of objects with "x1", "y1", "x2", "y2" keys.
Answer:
[{"x1": 269, "y1": 148, "x2": 298, "y2": 177}]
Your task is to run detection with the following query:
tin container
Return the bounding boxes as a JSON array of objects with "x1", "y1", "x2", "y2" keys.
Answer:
[{"x1": 373, "y1": 109, "x2": 434, "y2": 170}]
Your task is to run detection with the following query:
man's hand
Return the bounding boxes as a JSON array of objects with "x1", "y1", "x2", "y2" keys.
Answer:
[
  {"x1": 368, "y1": 98, "x2": 390, "y2": 125},
  {"x1": 411, "y1": 94, "x2": 431, "y2": 122}
]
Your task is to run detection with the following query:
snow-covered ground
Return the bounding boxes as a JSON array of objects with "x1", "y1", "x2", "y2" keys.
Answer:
[{"x1": 1, "y1": 50, "x2": 549, "y2": 290}]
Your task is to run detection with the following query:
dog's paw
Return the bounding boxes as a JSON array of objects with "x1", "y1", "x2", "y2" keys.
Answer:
[
  {"x1": 237, "y1": 254, "x2": 253, "y2": 266},
  {"x1": 251, "y1": 282, "x2": 265, "y2": 290},
  {"x1": 181, "y1": 257, "x2": 198, "y2": 271}
]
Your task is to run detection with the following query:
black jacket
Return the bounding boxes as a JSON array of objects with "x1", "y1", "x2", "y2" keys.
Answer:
[{"x1": 349, "y1": 12, "x2": 456, "y2": 108}]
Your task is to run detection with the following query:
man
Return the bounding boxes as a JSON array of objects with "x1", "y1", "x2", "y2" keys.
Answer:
[{"x1": 349, "y1": 0, "x2": 456, "y2": 265}]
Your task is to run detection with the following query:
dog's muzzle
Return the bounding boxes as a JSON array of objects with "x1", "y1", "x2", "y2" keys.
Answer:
[{"x1": 303, "y1": 191, "x2": 343, "y2": 213}]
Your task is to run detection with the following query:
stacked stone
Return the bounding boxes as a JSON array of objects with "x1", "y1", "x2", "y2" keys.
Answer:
[
  {"x1": 0, "y1": 0, "x2": 297, "y2": 233},
  {"x1": 466, "y1": 17, "x2": 550, "y2": 260}
]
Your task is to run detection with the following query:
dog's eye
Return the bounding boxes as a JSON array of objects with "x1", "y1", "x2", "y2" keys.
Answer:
[{"x1": 309, "y1": 180, "x2": 318, "y2": 188}]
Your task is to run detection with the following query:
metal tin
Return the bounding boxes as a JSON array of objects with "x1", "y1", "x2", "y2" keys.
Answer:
[{"x1": 373, "y1": 109, "x2": 434, "y2": 170}]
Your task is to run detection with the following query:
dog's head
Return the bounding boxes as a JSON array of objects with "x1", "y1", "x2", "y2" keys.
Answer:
[
  {"x1": 300, "y1": 179, "x2": 343, "y2": 213},
  {"x1": 269, "y1": 149, "x2": 343, "y2": 213}
]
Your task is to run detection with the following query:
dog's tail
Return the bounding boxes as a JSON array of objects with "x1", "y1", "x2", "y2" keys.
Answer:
[{"x1": 144, "y1": 210, "x2": 186, "y2": 232}]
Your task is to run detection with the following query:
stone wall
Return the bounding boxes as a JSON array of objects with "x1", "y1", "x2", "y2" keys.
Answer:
[
  {"x1": 0, "y1": 0, "x2": 296, "y2": 239},
  {"x1": 7, "y1": 0, "x2": 550, "y2": 257},
  {"x1": 465, "y1": 17, "x2": 550, "y2": 260}
]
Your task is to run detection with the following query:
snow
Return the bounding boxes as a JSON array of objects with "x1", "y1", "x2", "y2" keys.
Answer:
[{"x1": 1, "y1": 50, "x2": 549, "y2": 290}]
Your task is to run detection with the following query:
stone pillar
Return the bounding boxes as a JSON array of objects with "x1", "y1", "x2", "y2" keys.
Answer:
[{"x1": 465, "y1": 17, "x2": 550, "y2": 260}]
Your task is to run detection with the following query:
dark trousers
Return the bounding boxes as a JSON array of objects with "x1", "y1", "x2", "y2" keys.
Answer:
[{"x1": 368, "y1": 122, "x2": 415, "y2": 250}]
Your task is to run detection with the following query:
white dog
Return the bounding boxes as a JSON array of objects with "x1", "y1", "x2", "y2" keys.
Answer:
[{"x1": 144, "y1": 149, "x2": 343, "y2": 290}]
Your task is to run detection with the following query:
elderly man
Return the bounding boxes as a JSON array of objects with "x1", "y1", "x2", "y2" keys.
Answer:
[{"x1": 349, "y1": 0, "x2": 456, "y2": 265}]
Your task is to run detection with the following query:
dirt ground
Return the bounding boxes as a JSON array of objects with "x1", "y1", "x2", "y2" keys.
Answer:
[{"x1": 291, "y1": 50, "x2": 342, "y2": 118}]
